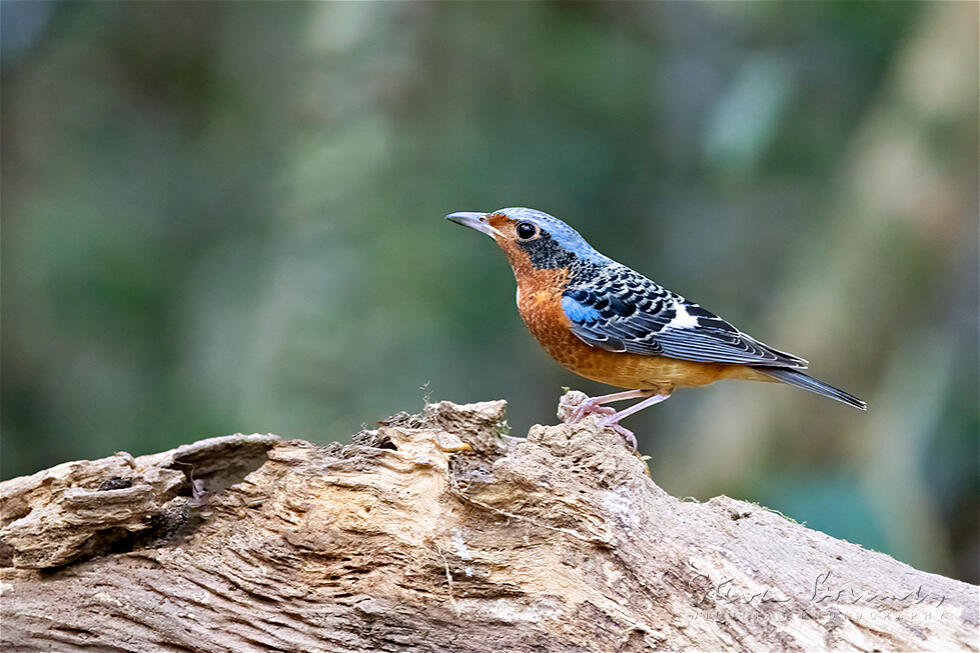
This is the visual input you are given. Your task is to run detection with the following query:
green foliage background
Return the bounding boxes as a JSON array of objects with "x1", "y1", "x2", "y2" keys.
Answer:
[{"x1": 3, "y1": 2, "x2": 977, "y2": 583}]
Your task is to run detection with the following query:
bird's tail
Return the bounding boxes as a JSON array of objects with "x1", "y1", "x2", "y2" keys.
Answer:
[{"x1": 754, "y1": 366, "x2": 867, "y2": 411}]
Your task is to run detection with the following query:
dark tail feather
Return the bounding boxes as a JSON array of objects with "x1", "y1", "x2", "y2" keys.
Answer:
[{"x1": 755, "y1": 366, "x2": 867, "y2": 411}]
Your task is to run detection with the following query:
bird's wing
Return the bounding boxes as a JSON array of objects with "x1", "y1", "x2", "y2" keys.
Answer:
[{"x1": 561, "y1": 266, "x2": 808, "y2": 369}]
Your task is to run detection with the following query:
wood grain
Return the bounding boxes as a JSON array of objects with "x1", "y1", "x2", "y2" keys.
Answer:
[{"x1": 1, "y1": 394, "x2": 976, "y2": 652}]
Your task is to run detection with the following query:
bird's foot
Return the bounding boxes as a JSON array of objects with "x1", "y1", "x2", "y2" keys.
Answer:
[
  {"x1": 569, "y1": 397, "x2": 617, "y2": 423},
  {"x1": 599, "y1": 417, "x2": 638, "y2": 450}
]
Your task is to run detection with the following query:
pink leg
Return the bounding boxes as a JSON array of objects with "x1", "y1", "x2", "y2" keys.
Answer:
[
  {"x1": 570, "y1": 389, "x2": 656, "y2": 423},
  {"x1": 607, "y1": 423, "x2": 639, "y2": 450},
  {"x1": 600, "y1": 392, "x2": 673, "y2": 449}
]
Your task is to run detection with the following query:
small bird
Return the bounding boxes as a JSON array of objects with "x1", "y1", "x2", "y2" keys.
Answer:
[{"x1": 447, "y1": 207, "x2": 865, "y2": 448}]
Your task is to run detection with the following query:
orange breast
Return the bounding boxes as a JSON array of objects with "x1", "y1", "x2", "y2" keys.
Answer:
[{"x1": 514, "y1": 270, "x2": 738, "y2": 391}]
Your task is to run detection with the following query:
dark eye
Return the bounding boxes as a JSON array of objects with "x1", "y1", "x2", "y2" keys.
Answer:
[{"x1": 516, "y1": 222, "x2": 538, "y2": 240}]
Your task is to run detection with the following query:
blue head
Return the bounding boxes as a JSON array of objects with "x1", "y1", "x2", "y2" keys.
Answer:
[{"x1": 446, "y1": 207, "x2": 609, "y2": 272}]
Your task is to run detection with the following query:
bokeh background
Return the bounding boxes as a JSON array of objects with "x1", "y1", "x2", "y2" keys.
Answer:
[{"x1": 2, "y1": 2, "x2": 977, "y2": 583}]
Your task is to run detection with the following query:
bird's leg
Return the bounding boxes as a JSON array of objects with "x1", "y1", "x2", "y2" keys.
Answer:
[
  {"x1": 570, "y1": 389, "x2": 656, "y2": 424},
  {"x1": 599, "y1": 392, "x2": 673, "y2": 449},
  {"x1": 602, "y1": 392, "x2": 672, "y2": 423},
  {"x1": 607, "y1": 424, "x2": 638, "y2": 450}
]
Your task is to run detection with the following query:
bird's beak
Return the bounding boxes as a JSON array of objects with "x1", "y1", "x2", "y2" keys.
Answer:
[{"x1": 446, "y1": 211, "x2": 503, "y2": 238}]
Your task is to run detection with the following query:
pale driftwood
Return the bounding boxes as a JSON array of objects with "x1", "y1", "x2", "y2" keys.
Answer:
[{"x1": 1, "y1": 393, "x2": 977, "y2": 652}]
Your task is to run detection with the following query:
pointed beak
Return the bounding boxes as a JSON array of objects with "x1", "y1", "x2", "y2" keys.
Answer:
[{"x1": 446, "y1": 211, "x2": 502, "y2": 238}]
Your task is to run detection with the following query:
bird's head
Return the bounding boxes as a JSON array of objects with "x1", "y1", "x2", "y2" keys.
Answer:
[{"x1": 446, "y1": 207, "x2": 608, "y2": 273}]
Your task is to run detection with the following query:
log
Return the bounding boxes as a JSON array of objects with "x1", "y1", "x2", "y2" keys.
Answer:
[{"x1": 1, "y1": 392, "x2": 977, "y2": 652}]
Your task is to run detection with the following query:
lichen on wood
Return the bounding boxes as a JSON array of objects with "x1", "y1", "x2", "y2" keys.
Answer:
[{"x1": 1, "y1": 393, "x2": 977, "y2": 652}]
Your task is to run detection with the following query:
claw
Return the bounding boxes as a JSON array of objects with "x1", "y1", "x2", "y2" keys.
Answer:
[
  {"x1": 565, "y1": 389, "x2": 671, "y2": 450},
  {"x1": 600, "y1": 417, "x2": 638, "y2": 449},
  {"x1": 570, "y1": 399, "x2": 616, "y2": 423}
]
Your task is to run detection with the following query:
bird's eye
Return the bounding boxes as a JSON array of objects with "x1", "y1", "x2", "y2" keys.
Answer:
[{"x1": 516, "y1": 222, "x2": 538, "y2": 240}]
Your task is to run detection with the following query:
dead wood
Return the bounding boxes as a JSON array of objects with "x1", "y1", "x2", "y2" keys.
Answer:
[{"x1": 1, "y1": 392, "x2": 977, "y2": 652}]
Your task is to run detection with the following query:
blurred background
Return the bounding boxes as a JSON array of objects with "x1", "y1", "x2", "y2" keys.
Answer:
[{"x1": 2, "y1": 2, "x2": 977, "y2": 583}]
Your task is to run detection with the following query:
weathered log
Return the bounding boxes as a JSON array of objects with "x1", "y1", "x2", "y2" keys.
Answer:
[{"x1": 1, "y1": 393, "x2": 977, "y2": 652}]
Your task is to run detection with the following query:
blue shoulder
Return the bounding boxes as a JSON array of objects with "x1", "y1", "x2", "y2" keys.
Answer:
[{"x1": 561, "y1": 295, "x2": 600, "y2": 324}]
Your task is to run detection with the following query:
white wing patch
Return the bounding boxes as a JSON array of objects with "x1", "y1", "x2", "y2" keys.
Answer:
[{"x1": 667, "y1": 302, "x2": 700, "y2": 329}]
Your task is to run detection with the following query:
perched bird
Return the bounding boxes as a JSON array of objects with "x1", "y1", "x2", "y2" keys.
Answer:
[{"x1": 447, "y1": 207, "x2": 865, "y2": 448}]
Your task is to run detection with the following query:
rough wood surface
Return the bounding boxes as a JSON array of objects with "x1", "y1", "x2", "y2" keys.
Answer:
[{"x1": 2, "y1": 393, "x2": 977, "y2": 652}]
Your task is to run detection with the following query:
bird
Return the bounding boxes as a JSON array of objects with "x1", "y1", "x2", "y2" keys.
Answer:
[{"x1": 446, "y1": 207, "x2": 866, "y2": 448}]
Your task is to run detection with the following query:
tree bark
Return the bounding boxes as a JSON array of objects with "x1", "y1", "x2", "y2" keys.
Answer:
[{"x1": 2, "y1": 393, "x2": 977, "y2": 652}]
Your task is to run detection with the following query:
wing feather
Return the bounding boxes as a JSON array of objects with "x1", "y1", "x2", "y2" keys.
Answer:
[{"x1": 562, "y1": 266, "x2": 808, "y2": 369}]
